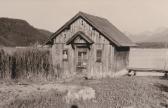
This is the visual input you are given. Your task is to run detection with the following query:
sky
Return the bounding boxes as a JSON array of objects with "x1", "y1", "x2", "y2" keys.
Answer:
[{"x1": 0, "y1": 0, "x2": 168, "y2": 34}]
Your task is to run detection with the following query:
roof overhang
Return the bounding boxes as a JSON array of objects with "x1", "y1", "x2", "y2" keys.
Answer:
[{"x1": 66, "y1": 31, "x2": 94, "y2": 45}]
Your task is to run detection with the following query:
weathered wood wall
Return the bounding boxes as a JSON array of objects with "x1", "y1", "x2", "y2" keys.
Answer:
[
  {"x1": 114, "y1": 47, "x2": 129, "y2": 72},
  {"x1": 51, "y1": 17, "x2": 128, "y2": 78}
]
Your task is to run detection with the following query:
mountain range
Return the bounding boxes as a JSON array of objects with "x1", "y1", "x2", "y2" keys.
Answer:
[
  {"x1": 126, "y1": 27, "x2": 168, "y2": 48},
  {"x1": 0, "y1": 18, "x2": 52, "y2": 47}
]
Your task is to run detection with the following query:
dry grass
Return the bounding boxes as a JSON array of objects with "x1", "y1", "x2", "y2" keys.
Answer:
[
  {"x1": 0, "y1": 47, "x2": 60, "y2": 81},
  {"x1": 0, "y1": 77, "x2": 167, "y2": 108},
  {"x1": 67, "y1": 76, "x2": 168, "y2": 108},
  {"x1": 65, "y1": 87, "x2": 95, "y2": 103},
  {"x1": 0, "y1": 80, "x2": 95, "y2": 108}
]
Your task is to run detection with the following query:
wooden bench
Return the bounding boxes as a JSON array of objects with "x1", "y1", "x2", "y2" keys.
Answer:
[{"x1": 127, "y1": 68, "x2": 168, "y2": 77}]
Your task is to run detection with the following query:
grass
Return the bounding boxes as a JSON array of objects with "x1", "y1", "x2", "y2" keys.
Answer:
[
  {"x1": 0, "y1": 76, "x2": 167, "y2": 108},
  {"x1": 67, "y1": 76, "x2": 168, "y2": 108},
  {"x1": 0, "y1": 47, "x2": 59, "y2": 81}
]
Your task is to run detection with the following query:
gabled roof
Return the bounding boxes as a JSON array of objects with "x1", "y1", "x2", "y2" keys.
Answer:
[
  {"x1": 66, "y1": 31, "x2": 94, "y2": 45},
  {"x1": 46, "y1": 11, "x2": 136, "y2": 47}
]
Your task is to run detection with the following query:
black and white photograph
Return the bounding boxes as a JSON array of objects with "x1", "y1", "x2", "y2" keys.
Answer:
[{"x1": 0, "y1": 0, "x2": 168, "y2": 108}]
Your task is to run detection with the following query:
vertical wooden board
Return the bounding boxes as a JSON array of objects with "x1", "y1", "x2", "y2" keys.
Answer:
[
  {"x1": 109, "y1": 45, "x2": 115, "y2": 72},
  {"x1": 52, "y1": 44, "x2": 63, "y2": 77},
  {"x1": 97, "y1": 34, "x2": 100, "y2": 43},
  {"x1": 83, "y1": 19, "x2": 86, "y2": 32},
  {"x1": 88, "y1": 44, "x2": 95, "y2": 76},
  {"x1": 77, "y1": 18, "x2": 81, "y2": 30},
  {"x1": 91, "y1": 29, "x2": 94, "y2": 41},
  {"x1": 66, "y1": 30, "x2": 69, "y2": 42},
  {"x1": 88, "y1": 27, "x2": 91, "y2": 38},
  {"x1": 70, "y1": 24, "x2": 73, "y2": 33},
  {"x1": 68, "y1": 45, "x2": 75, "y2": 75},
  {"x1": 116, "y1": 51, "x2": 120, "y2": 72},
  {"x1": 100, "y1": 35, "x2": 103, "y2": 43},
  {"x1": 73, "y1": 20, "x2": 77, "y2": 32},
  {"x1": 81, "y1": 19, "x2": 84, "y2": 32},
  {"x1": 105, "y1": 45, "x2": 110, "y2": 73},
  {"x1": 56, "y1": 34, "x2": 59, "y2": 43},
  {"x1": 60, "y1": 33, "x2": 63, "y2": 43},
  {"x1": 60, "y1": 44, "x2": 64, "y2": 72},
  {"x1": 93, "y1": 30, "x2": 96, "y2": 42},
  {"x1": 91, "y1": 45, "x2": 95, "y2": 74},
  {"x1": 89, "y1": 26, "x2": 92, "y2": 39},
  {"x1": 62, "y1": 44, "x2": 67, "y2": 75},
  {"x1": 96, "y1": 33, "x2": 98, "y2": 44},
  {"x1": 100, "y1": 44, "x2": 104, "y2": 74},
  {"x1": 85, "y1": 22, "x2": 89, "y2": 35},
  {"x1": 108, "y1": 45, "x2": 112, "y2": 72},
  {"x1": 94, "y1": 45, "x2": 98, "y2": 74},
  {"x1": 87, "y1": 47, "x2": 91, "y2": 75},
  {"x1": 113, "y1": 49, "x2": 117, "y2": 72},
  {"x1": 84, "y1": 20, "x2": 87, "y2": 31},
  {"x1": 74, "y1": 19, "x2": 77, "y2": 31},
  {"x1": 71, "y1": 23, "x2": 74, "y2": 33}
]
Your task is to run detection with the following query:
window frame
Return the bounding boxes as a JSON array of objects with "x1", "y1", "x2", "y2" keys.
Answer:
[
  {"x1": 96, "y1": 49, "x2": 102, "y2": 62},
  {"x1": 62, "y1": 49, "x2": 68, "y2": 61}
]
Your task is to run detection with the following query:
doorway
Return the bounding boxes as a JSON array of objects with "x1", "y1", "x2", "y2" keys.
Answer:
[{"x1": 76, "y1": 47, "x2": 88, "y2": 73}]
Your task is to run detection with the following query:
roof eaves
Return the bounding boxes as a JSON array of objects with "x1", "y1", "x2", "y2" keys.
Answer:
[{"x1": 66, "y1": 31, "x2": 94, "y2": 45}]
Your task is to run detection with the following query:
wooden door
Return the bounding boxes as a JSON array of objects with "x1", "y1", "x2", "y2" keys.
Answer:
[{"x1": 76, "y1": 47, "x2": 88, "y2": 73}]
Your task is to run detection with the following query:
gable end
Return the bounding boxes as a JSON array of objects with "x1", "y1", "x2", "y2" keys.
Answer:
[{"x1": 46, "y1": 12, "x2": 135, "y2": 47}]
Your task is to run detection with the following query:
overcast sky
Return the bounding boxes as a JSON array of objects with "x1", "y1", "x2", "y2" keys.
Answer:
[{"x1": 0, "y1": 0, "x2": 168, "y2": 34}]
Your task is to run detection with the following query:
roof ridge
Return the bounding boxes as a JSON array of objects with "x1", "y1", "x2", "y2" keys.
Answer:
[{"x1": 79, "y1": 11, "x2": 108, "y2": 21}]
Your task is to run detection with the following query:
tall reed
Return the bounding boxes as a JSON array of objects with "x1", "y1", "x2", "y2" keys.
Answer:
[{"x1": 0, "y1": 47, "x2": 60, "y2": 81}]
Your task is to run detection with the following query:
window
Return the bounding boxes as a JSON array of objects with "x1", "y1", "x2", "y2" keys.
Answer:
[
  {"x1": 64, "y1": 34, "x2": 66, "y2": 38},
  {"x1": 81, "y1": 20, "x2": 84, "y2": 25},
  {"x1": 96, "y1": 50, "x2": 102, "y2": 62},
  {"x1": 63, "y1": 50, "x2": 68, "y2": 61}
]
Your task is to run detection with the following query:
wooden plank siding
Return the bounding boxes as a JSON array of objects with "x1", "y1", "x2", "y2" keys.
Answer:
[
  {"x1": 114, "y1": 48, "x2": 129, "y2": 72},
  {"x1": 51, "y1": 17, "x2": 128, "y2": 78}
]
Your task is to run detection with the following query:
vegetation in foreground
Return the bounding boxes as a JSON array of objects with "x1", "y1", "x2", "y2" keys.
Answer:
[
  {"x1": 0, "y1": 48, "x2": 60, "y2": 81},
  {"x1": 0, "y1": 76, "x2": 167, "y2": 108}
]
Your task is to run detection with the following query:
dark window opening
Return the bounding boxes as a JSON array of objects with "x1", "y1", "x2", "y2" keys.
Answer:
[
  {"x1": 81, "y1": 20, "x2": 84, "y2": 25},
  {"x1": 96, "y1": 50, "x2": 102, "y2": 62},
  {"x1": 64, "y1": 34, "x2": 66, "y2": 38},
  {"x1": 99, "y1": 35, "x2": 101, "y2": 38},
  {"x1": 63, "y1": 50, "x2": 68, "y2": 61}
]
